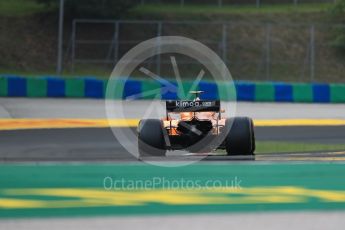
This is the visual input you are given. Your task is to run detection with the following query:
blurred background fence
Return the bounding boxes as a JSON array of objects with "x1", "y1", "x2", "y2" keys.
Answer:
[
  {"x1": 135, "y1": 0, "x2": 337, "y2": 7},
  {"x1": 67, "y1": 20, "x2": 345, "y2": 83}
]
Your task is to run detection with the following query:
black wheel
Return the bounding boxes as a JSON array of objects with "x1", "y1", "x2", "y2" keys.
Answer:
[
  {"x1": 225, "y1": 117, "x2": 255, "y2": 155},
  {"x1": 138, "y1": 119, "x2": 166, "y2": 157},
  {"x1": 250, "y1": 118, "x2": 256, "y2": 153}
]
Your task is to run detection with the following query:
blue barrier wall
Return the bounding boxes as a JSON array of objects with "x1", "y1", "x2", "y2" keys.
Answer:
[{"x1": 0, "y1": 75, "x2": 344, "y2": 103}]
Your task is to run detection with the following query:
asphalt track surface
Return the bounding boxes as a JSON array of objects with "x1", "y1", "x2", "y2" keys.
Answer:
[
  {"x1": 0, "y1": 126, "x2": 344, "y2": 162},
  {"x1": 0, "y1": 98, "x2": 344, "y2": 162},
  {"x1": 1, "y1": 98, "x2": 345, "y2": 229},
  {"x1": 2, "y1": 212, "x2": 345, "y2": 230},
  {"x1": 1, "y1": 98, "x2": 345, "y2": 119}
]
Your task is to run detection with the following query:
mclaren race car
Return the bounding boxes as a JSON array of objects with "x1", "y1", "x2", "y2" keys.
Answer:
[{"x1": 138, "y1": 91, "x2": 255, "y2": 157}]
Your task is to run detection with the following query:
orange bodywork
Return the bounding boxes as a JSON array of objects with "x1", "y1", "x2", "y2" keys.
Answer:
[{"x1": 162, "y1": 111, "x2": 226, "y2": 136}]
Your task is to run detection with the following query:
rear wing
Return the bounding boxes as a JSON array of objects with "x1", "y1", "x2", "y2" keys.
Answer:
[{"x1": 166, "y1": 100, "x2": 220, "y2": 112}]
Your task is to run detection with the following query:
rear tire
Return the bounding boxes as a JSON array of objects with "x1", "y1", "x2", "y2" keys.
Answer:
[
  {"x1": 138, "y1": 119, "x2": 166, "y2": 157},
  {"x1": 225, "y1": 117, "x2": 255, "y2": 155}
]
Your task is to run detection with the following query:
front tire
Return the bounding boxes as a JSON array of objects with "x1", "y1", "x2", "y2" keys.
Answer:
[
  {"x1": 138, "y1": 119, "x2": 166, "y2": 157},
  {"x1": 225, "y1": 117, "x2": 255, "y2": 155}
]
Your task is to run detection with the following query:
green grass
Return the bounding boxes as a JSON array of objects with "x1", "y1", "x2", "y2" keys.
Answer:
[
  {"x1": 0, "y1": 1, "x2": 333, "y2": 17},
  {"x1": 0, "y1": 68, "x2": 112, "y2": 79},
  {"x1": 0, "y1": 0, "x2": 46, "y2": 16},
  {"x1": 132, "y1": 3, "x2": 333, "y2": 16},
  {"x1": 256, "y1": 141, "x2": 345, "y2": 154}
]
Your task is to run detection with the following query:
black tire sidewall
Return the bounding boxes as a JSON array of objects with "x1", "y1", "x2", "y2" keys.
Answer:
[
  {"x1": 225, "y1": 117, "x2": 255, "y2": 155},
  {"x1": 138, "y1": 119, "x2": 166, "y2": 157}
]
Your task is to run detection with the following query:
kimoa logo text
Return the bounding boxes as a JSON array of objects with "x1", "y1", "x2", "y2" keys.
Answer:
[
  {"x1": 175, "y1": 101, "x2": 213, "y2": 107},
  {"x1": 176, "y1": 101, "x2": 201, "y2": 107}
]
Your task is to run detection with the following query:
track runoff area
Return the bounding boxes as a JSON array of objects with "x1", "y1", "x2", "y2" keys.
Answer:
[{"x1": 0, "y1": 99, "x2": 345, "y2": 228}]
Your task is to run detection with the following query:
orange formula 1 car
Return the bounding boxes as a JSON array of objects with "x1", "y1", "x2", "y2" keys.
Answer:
[{"x1": 138, "y1": 91, "x2": 255, "y2": 157}]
